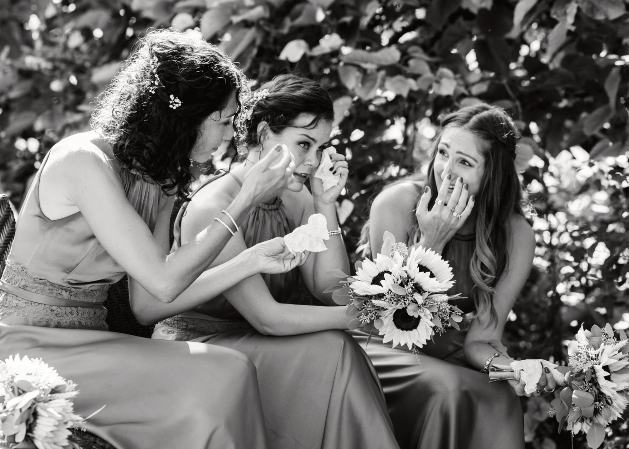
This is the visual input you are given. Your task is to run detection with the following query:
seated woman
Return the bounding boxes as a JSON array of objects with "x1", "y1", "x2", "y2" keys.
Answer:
[
  {"x1": 352, "y1": 103, "x2": 562, "y2": 449},
  {"x1": 152, "y1": 74, "x2": 399, "y2": 449},
  {"x1": 0, "y1": 29, "x2": 303, "y2": 449}
]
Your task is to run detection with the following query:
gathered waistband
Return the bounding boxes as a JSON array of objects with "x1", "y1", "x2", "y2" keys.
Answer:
[{"x1": 0, "y1": 261, "x2": 108, "y2": 330}]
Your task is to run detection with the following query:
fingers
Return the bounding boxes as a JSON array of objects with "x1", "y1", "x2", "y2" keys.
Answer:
[
  {"x1": 544, "y1": 370, "x2": 557, "y2": 392},
  {"x1": 436, "y1": 173, "x2": 450, "y2": 204},
  {"x1": 551, "y1": 368, "x2": 566, "y2": 387},
  {"x1": 454, "y1": 182, "x2": 469, "y2": 215},
  {"x1": 458, "y1": 194, "x2": 475, "y2": 222},
  {"x1": 446, "y1": 177, "x2": 463, "y2": 211},
  {"x1": 258, "y1": 143, "x2": 285, "y2": 169},
  {"x1": 416, "y1": 186, "x2": 431, "y2": 216}
]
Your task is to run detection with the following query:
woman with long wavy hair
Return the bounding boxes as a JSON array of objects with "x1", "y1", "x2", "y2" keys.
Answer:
[
  {"x1": 0, "y1": 29, "x2": 303, "y2": 449},
  {"x1": 353, "y1": 103, "x2": 561, "y2": 449}
]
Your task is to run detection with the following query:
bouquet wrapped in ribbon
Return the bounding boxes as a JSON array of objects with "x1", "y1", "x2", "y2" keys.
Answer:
[
  {"x1": 0, "y1": 354, "x2": 99, "y2": 449},
  {"x1": 490, "y1": 323, "x2": 629, "y2": 449},
  {"x1": 331, "y1": 232, "x2": 463, "y2": 354}
]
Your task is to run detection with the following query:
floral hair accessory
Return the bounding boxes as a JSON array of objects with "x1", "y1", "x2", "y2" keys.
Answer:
[
  {"x1": 169, "y1": 95, "x2": 182, "y2": 109},
  {"x1": 148, "y1": 54, "x2": 183, "y2": 110}
]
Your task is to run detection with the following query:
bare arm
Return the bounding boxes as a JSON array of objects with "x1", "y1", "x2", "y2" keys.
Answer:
[
  {"x1": 294, "y1": 189, "x2": 350, "y2": 306},
  {"x1": 179, "y1": 193, "x2": 349, "y2": 336},
  {"x1": 368, "y1": 182, "x2": 419, "y2": 256},
  {"x1": 462, "y1": 215, "x2": 535, "y2": 369},
  {"x1": 42, "y1": 143, "x2": 292, "y2": 303}
]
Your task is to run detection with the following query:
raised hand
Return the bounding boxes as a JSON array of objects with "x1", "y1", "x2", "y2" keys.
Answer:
[
  {"x1": 248, "y1": 237, "x2": 310, "y2": 274},
  {"x1": 240, "y1": 144, "x2": 296, "y2": 206},
  {"x1": 311, "y1": 152, "x2": 349, "y2": 206},
  {"x1": 415, "y1": 175, "x2": 475, "y2": 253}
]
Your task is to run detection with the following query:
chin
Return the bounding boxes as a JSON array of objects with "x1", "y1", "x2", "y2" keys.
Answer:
[{"x1": 286, "y1": 180, "x2": 305, "y2": 192}]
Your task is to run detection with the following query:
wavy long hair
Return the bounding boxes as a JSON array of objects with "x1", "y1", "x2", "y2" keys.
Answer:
[
  {"x1": 90, "y1": 29, "x2": 247, "y2": 198},
  {"x1": 361, "y1": 103, "x2": 533, "y2": 324},
  {"x1": 234, "y1": 74, "x2": 334, "y2": 157}
]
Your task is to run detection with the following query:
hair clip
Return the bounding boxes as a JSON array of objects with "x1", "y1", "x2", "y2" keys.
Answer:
[{"x1": 169, "y1": 94, "x2": 182, "y2": 109}]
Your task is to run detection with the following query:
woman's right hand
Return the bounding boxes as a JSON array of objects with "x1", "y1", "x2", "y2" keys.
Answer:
[
  {"x1": 415, "y1": 175, "x2": 475, "y2": 253},
  {"x1": 240, "y1": 144, "x2": 295, "y2": 205},
  {"x1": 246, "y1": 237, "x2": 310, "y2": 274}
]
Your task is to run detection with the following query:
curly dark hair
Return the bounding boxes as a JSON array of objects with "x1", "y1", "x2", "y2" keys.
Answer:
[
  {"x1": 234, "y1": 74, "x2": 334, "y2": 157},
  {"x1": 90, "y1": 28, "x2": 247, "y2": 198}
]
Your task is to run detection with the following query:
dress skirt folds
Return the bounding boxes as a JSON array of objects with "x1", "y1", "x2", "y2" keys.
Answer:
[
  {"x1": 153, "y1": 172, "x2": 400, "y2": 449},
  {"x1": 349, "y1": 329, "x2": 524, "y2": 449},
  {"x1": 0, "y1": 141, "x2": 270, "y2": 449}
]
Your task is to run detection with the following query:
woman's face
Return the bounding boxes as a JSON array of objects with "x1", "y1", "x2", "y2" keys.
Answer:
[
  {"x1": 433, "y1": 126, "x2": 486, "y2": 202},
  {"x1": 259, "y1": 113, "x2": 332, "y2": 192},
  {"x1": 190, "y1": 92, "x2": 238, "y2": 163}
]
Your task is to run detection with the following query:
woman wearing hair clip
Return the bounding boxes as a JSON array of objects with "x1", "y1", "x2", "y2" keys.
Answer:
[
  {"x1": 352, "y1": 104, "x2": 562, "y2": 449},
  {"x1": 0, "y1": 29, "x2": 304, "y2": 449},
  {"x1": 151, "y1": 74, "x2": 400, "y2": 449}
]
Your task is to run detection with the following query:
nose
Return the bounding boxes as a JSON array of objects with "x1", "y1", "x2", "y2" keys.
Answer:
[
  {"x1": 442, "y1": 158, "x2": 454, "y2": 179},
  {"x1": 224, "y1": 120, "x2": 235, "y2": 140}
]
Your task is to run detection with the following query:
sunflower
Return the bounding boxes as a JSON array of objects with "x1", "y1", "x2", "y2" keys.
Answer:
[
  {"x1": 406, "y1": 246, "x2": 454, "y2": 292},
  {"x1": 379, "y1": 306, "x2": 434, "y2": 350},
  {"x1": 351, "y1": 253, "x2": 400, "y2": 296}
]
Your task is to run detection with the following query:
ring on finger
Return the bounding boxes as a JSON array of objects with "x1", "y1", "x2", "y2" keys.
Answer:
[
  {"x1": 435, "y1": 199, "x2": 444, "y2": 206},
  {"x1": 543, "y1": 386, "x2": 553, "y2": 393},
  {"x1": 452, "y1": 211, "x2": 462, "y2": 220}
]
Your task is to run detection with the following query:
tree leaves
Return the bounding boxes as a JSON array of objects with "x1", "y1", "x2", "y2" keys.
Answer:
[
  {"x1": 343, "y1": 47, "x2": 401, "y2": 68},
  {"x1": 200, "y1": 4, "x2": 233, "y2": 40},
  {"x1": 279, "y1": 39, "x2": 309, "y2": 62},
  {"x1": 583, "y1": 105, "x2": 614, "y2": 136},
  {"x1": 586, "y1": 423, "x2": 606, "y2": 449},
  {"x1": 578, "y1": 0, "x2": 625, "y2": 21}
]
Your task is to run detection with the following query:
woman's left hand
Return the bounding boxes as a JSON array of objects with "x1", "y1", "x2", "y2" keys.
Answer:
[
  {"x1": 310, "y1": 152, "x2": 349, "y2": 206},
  {"x1": 248, "y1": 237, "x2": 310, "y2": 274},
  {"x1": 494, "y1": 359, "x2": 566, "y2": 397}
]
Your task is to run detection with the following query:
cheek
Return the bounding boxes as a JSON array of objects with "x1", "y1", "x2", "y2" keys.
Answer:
[{"x1": 286, "y1": 177, "x2": 305, "y2": 192}]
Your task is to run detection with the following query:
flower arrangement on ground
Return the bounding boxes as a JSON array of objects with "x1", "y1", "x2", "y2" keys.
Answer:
[
  {"x1": 331, "y1": 231, "x2": 463, "y2": 355},
  {"x1": 0, "y1": 354, "x2": 89, "y2": 449}
]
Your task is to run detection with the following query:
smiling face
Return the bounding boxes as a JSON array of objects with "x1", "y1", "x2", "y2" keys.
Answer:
[
  {"x1": 433, "y1": 126, "x2": 487, "y2": 202},
  {"x1": 259, "y1": 113, "x2": 333, "y2": 192},
  {"x1": 190, "y1": 92, "x2": 238, "y2": 163}
]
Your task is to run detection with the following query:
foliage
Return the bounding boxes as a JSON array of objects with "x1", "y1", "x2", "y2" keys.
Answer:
[{"x1": 2, "y1": 0, "x2": 629, "y2": 447}]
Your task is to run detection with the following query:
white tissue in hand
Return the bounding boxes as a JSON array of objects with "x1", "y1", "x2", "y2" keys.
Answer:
[
  {"x1": 510, "y1": 359, "x2": 558, "y2": 395},
  {"x1": 314, "y1": 147, "x2": 340, "y2": 192},
  {"x1": 284, "y1": 214, "x2": 329, "y2": 254}
]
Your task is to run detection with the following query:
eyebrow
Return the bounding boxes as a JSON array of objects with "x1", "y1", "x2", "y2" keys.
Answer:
[{"x1": 438, "y1": 142, "x2": 479, "y2": 163}]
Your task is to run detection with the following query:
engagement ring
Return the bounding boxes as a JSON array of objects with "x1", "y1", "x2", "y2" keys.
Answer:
[{"x1": 435, "y1": 199, "x2": 444, "y2": 206}]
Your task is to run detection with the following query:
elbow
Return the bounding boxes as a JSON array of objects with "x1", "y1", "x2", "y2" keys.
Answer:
[
  {"x1": 150, "y1": 282, "x2": 179, "y2": 304},
  {"x1": 252, "y1": 318, "x2": 283, "y2": 336},
  {"x1": 130, "y1": 303, "x2": 159, "y2": 326}
]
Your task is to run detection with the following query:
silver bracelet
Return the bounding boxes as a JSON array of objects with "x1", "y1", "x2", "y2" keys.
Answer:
[
  {"x1": 221, "y1": 210, "x2": 239, "y2": 232},
  {"x1": 214, "y1": 217, "x2": 235, "y2": 236},
  {"x1": 481, "y1": 352, "x2": 500, "y2": 374},
  {"x1": 328, "y1": 227, "x2": 342, "y2": 236}
]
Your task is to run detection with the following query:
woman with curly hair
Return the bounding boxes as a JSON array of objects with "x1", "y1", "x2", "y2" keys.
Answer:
[
  {"x1": 0, "y1": 29, "x2": 302, "y2": 448},
  {"x1": 152, "y1": 74, "x2": 400, "y2": 449},
  {"x1": 352, "y1": 104, "x2": 562, "y2": 448}
]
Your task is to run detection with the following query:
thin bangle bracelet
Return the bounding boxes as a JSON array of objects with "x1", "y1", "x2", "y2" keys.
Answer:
[
  {"x1": 481, "y1": 352, "x2": 501, "y2": 374},
  {"x1": 214, "y1": 217, "x2": 235, "y2": 236},
  {"x1": 328, "y1": 227, "x2": 342, "y2": 236},
  {"x1": 221, "y1": 210, "x2": 239, "y2": 232}
]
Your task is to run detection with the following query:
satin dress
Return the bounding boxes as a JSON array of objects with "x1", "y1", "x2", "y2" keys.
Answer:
[
  {"x1": 0, "y1": 140, "x2": 268, "y2": 449},
  {"x1": 153, "y1": 172, "x2": 400, "y2": 449},
  {"x1": 350, "y1": 232, "x2": 525, "y2": 449}
]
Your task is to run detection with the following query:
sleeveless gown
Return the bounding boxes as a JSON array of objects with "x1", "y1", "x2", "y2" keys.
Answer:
[
  {"x1": 152, "y1": 172, "x2": 400, "y2": 449},
  {"x1": 0, "y1": 142, "x2": 269, "y2": 449},
  {"x1": 350, "y1": 229, "x2": 525, "y2": 449}
]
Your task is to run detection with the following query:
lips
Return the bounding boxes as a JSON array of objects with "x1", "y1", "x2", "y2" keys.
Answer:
[{"x1": 293, "y1": 172, "x2": 310, "y2": 183}]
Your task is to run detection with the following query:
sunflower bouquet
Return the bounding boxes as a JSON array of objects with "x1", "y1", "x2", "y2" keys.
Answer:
[
  {"x1": 0, "y1": 354, "x2": 93, "y2": 449},
  {"x1": 547, "y1": 324, "x2": 629, "y2": 449},
  {"x1": 331, "y1": 232, "x2": 463, "y2": 354}
]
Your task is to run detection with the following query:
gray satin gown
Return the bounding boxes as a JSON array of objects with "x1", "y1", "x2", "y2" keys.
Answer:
[
  {"x1": 0, "y1": 139, "x2": 269, "y2": 449},
  {"x1": 350, "y1": 232, "x2": 525, "y2": 449},
  {"x1": 153, "y1": 172, "x2": 400, "y2": 449}
]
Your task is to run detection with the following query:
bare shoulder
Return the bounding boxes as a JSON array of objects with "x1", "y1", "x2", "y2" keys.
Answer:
[
  {"x1": 371, "y1": 181, "x2": 421, "y2": 217},
  {"x1": 45, "y1": 132, "x2": 117, "y2": 180},
  {"x1": 184, "y1": 175, "x2": 237, "y2": 231},
  {"x1": 508, "y1": 214, "x2": 535, "y2": 246}
]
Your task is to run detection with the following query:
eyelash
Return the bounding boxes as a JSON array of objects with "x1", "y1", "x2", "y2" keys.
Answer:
[
  {"x1": 299, "y1": 142, "x2": 310, "y2": 150},
  {"x1": 438, "y1": 149, "x2": 471, "y2": 166}
]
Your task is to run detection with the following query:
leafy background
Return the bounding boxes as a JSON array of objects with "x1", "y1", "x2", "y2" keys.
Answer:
[{"x1": 1, "y1": 0, "x2": 629, "y2": 447}]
